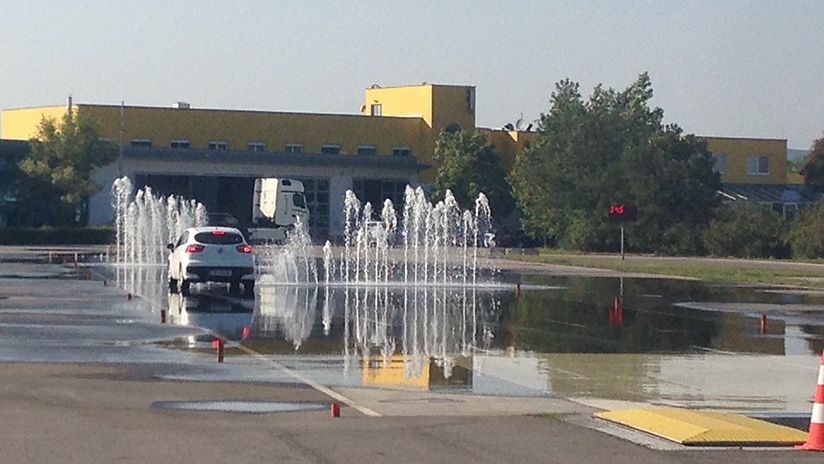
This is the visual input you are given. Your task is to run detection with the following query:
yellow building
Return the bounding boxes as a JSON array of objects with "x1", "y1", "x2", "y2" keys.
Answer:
[
  {"x1": 2, "y1": 83, "x2": 480, "y2": 183},
  {"x1": 1, "y1": 83, "x2": 811, "y2": 230},
  {"x1": 704, "y1": 136, "x2": 818, "y2": 218},
  {"x1": 1, "y1": 84, "x2": 497, "y2": 234},
  {"x1": 704, "y1": 136, "x2": 788, "y2": 185}
]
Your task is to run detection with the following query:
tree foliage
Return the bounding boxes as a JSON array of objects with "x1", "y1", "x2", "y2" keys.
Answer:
[
  {"x1": 802, "y1": 135, "x2": 824, "y2": 191},
  {"x1": 18, "y1": 111, "x2": 116, "y2": 225},
  {"x1": 509, "y1": 73, "x2": 720, "y2": 254},
  {"x1": 789, "y1": 201, "x2": 824, "y2": 259},
  {"x1": 432, "y1": 129, "x2": 514, "y2": 217},
  {"x1": 704, "y1": 204, "x2": 789, "y2": 258}
]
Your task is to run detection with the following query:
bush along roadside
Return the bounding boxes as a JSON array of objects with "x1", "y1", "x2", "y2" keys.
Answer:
[{"x1": 0, "y1": 227, "x2": 114, "y2": 245}]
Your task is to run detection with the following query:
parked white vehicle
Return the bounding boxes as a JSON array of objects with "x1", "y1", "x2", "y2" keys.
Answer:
[
  {"x1": 167, "y1": 226, "x2": 255, "y2": 296},
  {"x1": 247, "y1": 178, "x2": 310, "y2": 244}
]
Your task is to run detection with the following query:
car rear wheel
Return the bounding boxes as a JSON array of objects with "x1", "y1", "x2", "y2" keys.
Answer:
[
  {"x1": 168, "y1": 277, "x2": 179, "y2": 293},
  {"x1": 180, "y1": 279, "x2": 190, "y2": 296}
]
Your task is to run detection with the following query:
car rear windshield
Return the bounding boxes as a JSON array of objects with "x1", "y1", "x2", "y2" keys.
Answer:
[{"x1": 194, "y1": 232, "x2": 244, "y2": 245}]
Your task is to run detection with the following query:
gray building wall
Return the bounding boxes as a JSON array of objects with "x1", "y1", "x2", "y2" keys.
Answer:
[{"x1": 89, "y1": 148, "x2": 421, "y2": 239}]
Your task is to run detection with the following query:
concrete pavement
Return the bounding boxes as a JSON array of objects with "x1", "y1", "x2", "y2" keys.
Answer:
[{"x1": 0, "y1": 245, "x2": 822, "y2": 462}]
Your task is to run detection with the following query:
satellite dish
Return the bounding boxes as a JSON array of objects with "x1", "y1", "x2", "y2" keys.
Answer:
[{"x1": 515, "y1": 118, "x2": 527, "y2": 131}]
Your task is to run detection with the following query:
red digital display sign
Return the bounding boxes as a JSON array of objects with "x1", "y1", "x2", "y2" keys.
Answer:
[{"x1": 608, "y1": 204, "x2": 637, "y2": 222}]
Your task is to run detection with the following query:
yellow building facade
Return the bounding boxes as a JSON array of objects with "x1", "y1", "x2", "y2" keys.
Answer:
[
  {"x1": 4, "y1": 86, "x2": 790, "y2": 187},
  {"x1": 704, "y1": 136, "x2": 789, "y2": 185},
  {"x1": 3, "y1": 104, "x2": 428, "y2": 163},
  {"x1": 2, "y1": 83, "x2": 482, "y2": 183},
  {"x1": 1, "y1": 83, "x2": 806, "y2": 229}
]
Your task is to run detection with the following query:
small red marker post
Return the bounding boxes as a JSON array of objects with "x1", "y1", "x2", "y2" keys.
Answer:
[
  {"x1": 330, "y1": 402, "x2": 341, "y2": 418},
  {"x1": 515, "y1": 283, "x2": 521, "y2": 299},
  {"x1": 213, "y1": 338, "x2": 225, "y2": 363},
  {"x1": 760, "y1": 314, "x2": 767, "y2": 335},
  {"x1": 160, "y1": 308, "x2": 166, "y2": 324}
]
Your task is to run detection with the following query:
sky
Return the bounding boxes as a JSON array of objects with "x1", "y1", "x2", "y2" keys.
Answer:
[{"x1": 1, "y1": 0, "x2": 822, "y2": 149}]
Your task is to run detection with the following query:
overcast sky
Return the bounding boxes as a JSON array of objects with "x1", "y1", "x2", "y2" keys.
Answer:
[{"x1": 2, "y1": 1, "x2": 821, "y2": 149}]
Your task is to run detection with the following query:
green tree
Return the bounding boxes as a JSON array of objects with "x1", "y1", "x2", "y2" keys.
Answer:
[
  {"x1": 789, "y1": 201, "x2": 824, "y2": 258},
  {"x1": 704, "y1": 204, "x2": 789, "y2": 258},
  {"x1": 432, "y1": 129, "x2": 514, "y2": 217},
  {"x1": 802, "y1": 135, "x2": 824, "y2": 191},
  {"x1": 0, "y1": 142, "x2": 27, "y2": 225},
  {"x1": 18, "y1": 111, "x2": 116, "y2": 225},
  {"x1": 510, "y1": 73, "x2": 720, "y2": 254}
]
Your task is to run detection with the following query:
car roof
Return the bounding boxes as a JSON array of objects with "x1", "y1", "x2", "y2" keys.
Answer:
[{"x1": 186, "y1": 226, "x2": 243, "y2": 234}]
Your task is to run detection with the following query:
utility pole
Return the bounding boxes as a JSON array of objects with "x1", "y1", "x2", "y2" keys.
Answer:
[{"x1": 620, "y1": 225, "x2": 625, "y2": 260}]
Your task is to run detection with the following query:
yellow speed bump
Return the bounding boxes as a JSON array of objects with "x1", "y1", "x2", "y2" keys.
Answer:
[{"x1": 595, "y1": 407, "x2": 807, "y2": 446}]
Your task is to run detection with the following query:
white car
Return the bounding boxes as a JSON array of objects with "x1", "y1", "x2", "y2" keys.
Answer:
[{"x1": 167, "y1": 226, "x2": 255, "y2": 296}]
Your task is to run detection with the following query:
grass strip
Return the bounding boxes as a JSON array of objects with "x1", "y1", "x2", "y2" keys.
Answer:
[{"x1": 507, "y1": 253, "x2": 824, "y2": 288}]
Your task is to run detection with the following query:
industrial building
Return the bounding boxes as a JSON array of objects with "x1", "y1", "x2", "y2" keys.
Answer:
[
  {"x1": 2, "y1": 83, "x2": 532, "y2": 238},
  {"x1": 0, "y1": 82, "x2": 814, "y2": 234},
  {"x1": 705, "y1": 137, "x2": 818, "y2": 219}
]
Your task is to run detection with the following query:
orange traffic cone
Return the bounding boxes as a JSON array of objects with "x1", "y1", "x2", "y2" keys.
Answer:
[{"x1": 799, "y1": 350, "x2": 824, "y2": 451}]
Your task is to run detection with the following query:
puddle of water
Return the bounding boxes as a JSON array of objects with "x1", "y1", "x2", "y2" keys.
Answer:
[
  {"x1": 109, "y1": 265, "x2": 824, "y2": 411},
  {"x1": 151, "y1": 400, "x2": 328, "y2": 414},
  {"x1": 539, "y1": 352, "x2": 817, "y2": 412}
]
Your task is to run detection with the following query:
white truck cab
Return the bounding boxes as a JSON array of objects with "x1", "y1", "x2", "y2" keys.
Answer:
[{"x1": 247, "y1": 178, "x2": 310, "y2": 244}]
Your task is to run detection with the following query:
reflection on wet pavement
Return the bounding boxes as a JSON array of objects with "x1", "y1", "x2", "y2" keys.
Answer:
[
  {"x1": 4, "y1": 255, "x2": 819, "y2": 413},
  {"x1": 543, "y1": 353, "x2": 814, "y2": 412}
]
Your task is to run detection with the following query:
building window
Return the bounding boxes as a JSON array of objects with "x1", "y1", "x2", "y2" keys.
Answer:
[
  {"x1": 295, "y1": 178, "x2": 330, "y2": 234},
  {"x1": 170, "y1": 139, "x2": 190, "y2": 149},
  {"x1": 711, "y1": 153, "x2": 726, "y2": 174},
  {"x1": 285, "y1": 143, "x2": 303, "y2": 153},
  {"x1": 321, "y1": 144, "x2": 341, "y2": 155},
  {"x1": 393, "y1": 146, "x2": 411, "y2": 157},
  {"x1": 248, "y1": 142, "x2": 266, "y2": 152},
  {"x1": 370, "y1": 104, "x2": 382, "y2": 116},
  {"x1": 786, "y1": 203, "x2": 798, "y2": 221},
  {"x1": 747, "y1": 155, "x2": 770, "y2": 175},
  {"x1": 208, "y1": 140, "x2": 228, "y2": 150},
  {"x1": 130, "y1": 138, "x2": 152, "y2": 148},
  {"x1": 358, "y1": 145, "x2": 377, "y2": 156},
  {"x1": 772, "y1": 202, "x2": 799, "y2": 220},
  {"x1": 466, "y1": 87, "x2": 476, "y2": 112},
  {"x1": 353, "y1": 179, "x2": 409, "y2": 210}
]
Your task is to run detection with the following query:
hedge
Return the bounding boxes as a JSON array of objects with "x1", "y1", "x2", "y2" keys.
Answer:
[{"x1": 0, "y1": 227, "x2": 114, "y2": 245}]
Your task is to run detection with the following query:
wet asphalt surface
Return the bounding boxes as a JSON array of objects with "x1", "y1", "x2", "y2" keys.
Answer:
[{"x1": 2, "y1": 246, "x2": 824, "y2": 463}]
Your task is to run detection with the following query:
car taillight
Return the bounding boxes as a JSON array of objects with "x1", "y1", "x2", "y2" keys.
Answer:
[
  {"x1": 185, "y1": 244, "x2": 205, "y2": 253},
  {"x1": 236, "y1": 244, "x2": 253, "y2": 254}
]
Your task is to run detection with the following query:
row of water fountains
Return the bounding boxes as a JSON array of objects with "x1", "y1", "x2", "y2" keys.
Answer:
[
  {"x1": 111, "y1": 176, "x2": 502, "y2": 382},
  {"x1": 256, "y1": 185, "x2": 494, "y2": 287},
  {"x1": 111, "y1": 177, "x2": 208, "y2": 296}
]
